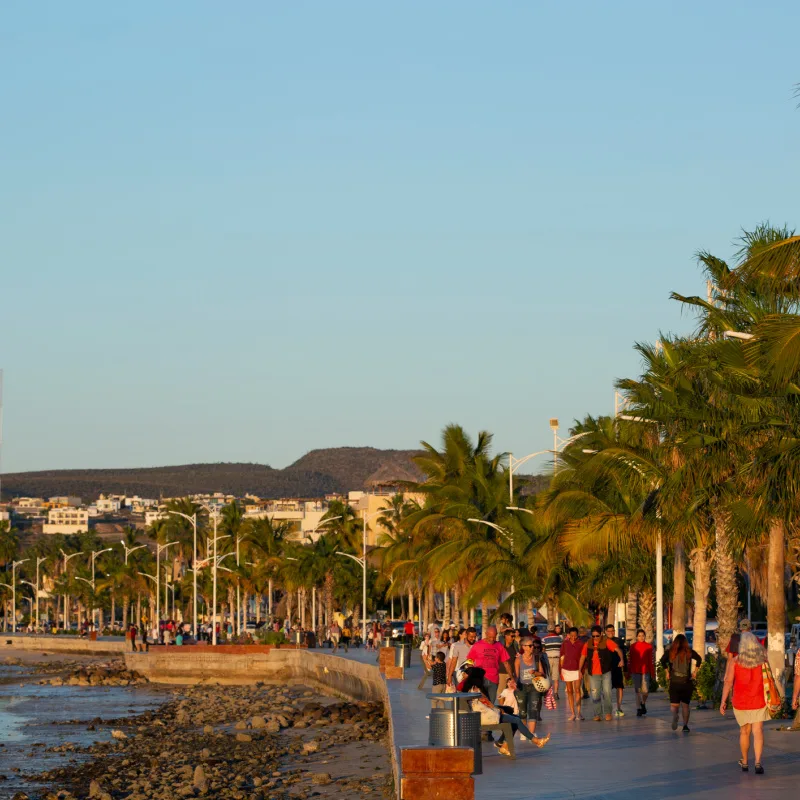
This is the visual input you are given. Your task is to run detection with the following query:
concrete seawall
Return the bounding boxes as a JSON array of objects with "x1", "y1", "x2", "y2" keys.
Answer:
[
  {"x1": 125, "y1": 648, "x2": 387, "y2": 703},
  {"x1": 2, "y1": 634, "x2": 127, "y2": 655}
]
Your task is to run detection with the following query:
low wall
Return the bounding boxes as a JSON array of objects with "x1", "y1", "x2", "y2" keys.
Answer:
[
  {"x1": 125, "y1": 648, "x2": 386, "y2": 703},
  {"x1": 1, "y1": 634, "x2": 127, "y2": 655}
]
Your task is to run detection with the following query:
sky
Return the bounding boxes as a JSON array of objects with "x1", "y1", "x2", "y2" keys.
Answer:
[{"x1": 2, "y1": 2, "x2": 800, "y2": 474}]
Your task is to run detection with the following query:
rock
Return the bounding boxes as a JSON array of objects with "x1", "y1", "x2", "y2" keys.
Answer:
[
  {"x1": 302, "y1": 740, "x2": 319, "y2": 754},
  {"x1": 252, "y1": 777, "x2": 262, "y2": 787},
  {"x1": 311, "y1": 773, "x2": 332, "y2": 786},
  {"x1": 235, "y1": 733, "x2": 252, "y2": 742},
  {"x1": 88, "y1": 780, "x2": 102, "y2": 798},
  {"x1": 110, "y1": 730, "x2": 127, "y2": 740},
  {"x1": 193, "y1": 765, "x2": 207, "y2": 792},
  {"x1": 203, "y1": 725, "x2": 214, "y2": 735},
  {"x1": 234, "y1": 720, "x2": 248, "y2": 730},
  {"x1": 201, "y1": 748, "x2": 211, "y2": 759},
  {"x1": 265, "y1": 720, "x2": 280, "y2": 733},
  {"x1": 250, "y1": 716, "x2": 266, "y2": 729}
]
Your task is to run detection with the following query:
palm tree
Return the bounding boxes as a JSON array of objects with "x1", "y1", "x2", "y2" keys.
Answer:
[{"x1": 243, "y1": 516, "x2": 291, "y2": 619}]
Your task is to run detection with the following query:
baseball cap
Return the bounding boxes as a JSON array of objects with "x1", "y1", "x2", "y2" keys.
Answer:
[{"x1": 738, "y1": 619, "x2": 752, "y2": 631}]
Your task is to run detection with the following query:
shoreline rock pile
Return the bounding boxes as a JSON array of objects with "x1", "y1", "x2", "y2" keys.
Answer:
[{"x1": 44, "y1": 661, "x2": 148, "y2": 688}]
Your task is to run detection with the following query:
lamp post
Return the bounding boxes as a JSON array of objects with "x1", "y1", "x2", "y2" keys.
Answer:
[
  {"x1": 467, "y1": 519, "x2": 514, "y2": 623},
  {"x1": 303, "y1": 516, "x2": 342, "y2": 633},
  {"x1": 91, "y1": 549, "x2": 112, "y2": 629},
  {"x1": 508, "y1": 431, "x2": 591, "y2": 501},
  {"x1": 137, "y1": 572, "x2": 158, "y2": 636},
  {"x1": 155, "y1": 541, "x2": 178, "y2": 633},
  {"x1": 34, "y1": 556, "x2": 47, "y2": 631},
  {"x1": 20, "y1": 581, "x2": 36, "y2": 627},
  {"x1": 169, "y1": 510, "x2": 198, "y2": 637},
  {"x1": 10, "y1": 559, "x2": 29, "y2": 632},
  {"x1": 121, "y1": 540, "x2": 147, "y2": 565},
  {"x1": 60, "y1": 549, "x2": 84, "y2": 630}
]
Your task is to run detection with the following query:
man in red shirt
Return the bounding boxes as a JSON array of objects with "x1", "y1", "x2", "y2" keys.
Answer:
[
  {"x1": 467, "y1": 624, "x2": 515, "y2": 703},
  {"x1": 579, "y1": 625, "x2": 621, "y2": 721},
  {"x1": 560, "y1": 627, "x2": 585, "y2": 721},
  {"x1": 403, "y1": 620, "x2": 415, "y2": 644}
]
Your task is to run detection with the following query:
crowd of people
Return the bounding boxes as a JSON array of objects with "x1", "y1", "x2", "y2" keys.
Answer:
[{"x1": 415, "y1": 616, "x2": 800, "y2": 771}]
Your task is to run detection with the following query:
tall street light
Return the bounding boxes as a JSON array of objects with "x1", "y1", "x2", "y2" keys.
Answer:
[
  {"x1": 508, "y1": 431, "x2": 591, "y2": 501},
  {"x1": 121, "y1": 540, "x2": 147, "y2": 564},
  {"x1": 20, "y1": 581, "x2": 36, "y2": 626},
  {"x1": 60, "y1": 549, "x2": 84, "y2": 630},
  {"x1": 34, "y1": 556, "x2": 47, "y2": 631},
  {"x1": 169, "y1": 510, "x2": 198, "y2": 637},
  {"x1": 10, "y1": 559, "x2": 29, "y2": 632},
  {"x1": 155, "y1": 541, "x2": 179, "y2": 631}
]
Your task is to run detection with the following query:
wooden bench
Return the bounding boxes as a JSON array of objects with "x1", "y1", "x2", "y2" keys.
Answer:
[{"x1": 480, "y1": 722, "x2": 516, "y2": 759}]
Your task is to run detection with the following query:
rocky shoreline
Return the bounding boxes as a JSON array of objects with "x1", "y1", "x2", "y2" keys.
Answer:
[{"x1": 10, "y1": 680, "x2": 389, "y2": 800}]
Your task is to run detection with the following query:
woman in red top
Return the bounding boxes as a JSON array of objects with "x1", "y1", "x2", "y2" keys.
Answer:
[
  {"x1": 720, "y1": 632, "x2": 769, "y2": 774},
  {"x1": 628, "y1": 629, "x2": 655, "y2": 717}
]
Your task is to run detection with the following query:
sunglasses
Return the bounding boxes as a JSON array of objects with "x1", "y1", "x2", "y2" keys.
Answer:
[
  {"x1": 521, "y1": 643, "x2": 533, "y2": 648},
  {"x1": 591, "y1": 634, "x2": 601, "y2": 638}
]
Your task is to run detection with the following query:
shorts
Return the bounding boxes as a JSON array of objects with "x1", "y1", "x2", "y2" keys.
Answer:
[
  {"x1": 733, "y1": 705, "x2": 770, "y2": 726},
  {"x1": 562, "y1": 669, "x2": 581, "y2": 682},
  {"x1": 632, "y1": 673, "x2": 649, "y2": 692},
  {"x1": 611, "y1": 666, "x2": 625, "y2": 690},
  {"x1": 668, "y1": 679, "x2": 694, "y2": 705}
]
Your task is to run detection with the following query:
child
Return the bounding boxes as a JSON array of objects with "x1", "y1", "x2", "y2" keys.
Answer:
[{"x1": 431, "y1": 652, "x2": 448, "y2": 708}]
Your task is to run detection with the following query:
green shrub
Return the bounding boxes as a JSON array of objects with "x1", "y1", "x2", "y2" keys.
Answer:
[
  {"x1": 255, "y1": 629, "x2": 287, "y2": 646},
  {"x1": 694, "y1": 654, "x2": 717, "y2": 705}
]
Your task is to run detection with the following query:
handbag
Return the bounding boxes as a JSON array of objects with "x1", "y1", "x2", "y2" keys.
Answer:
[
  {"x1": 761, "y1": 661, "x2": 783, "y2": 718},
  {"x1": 544, "y1": 685, "x2": 557, "y2": 710}
]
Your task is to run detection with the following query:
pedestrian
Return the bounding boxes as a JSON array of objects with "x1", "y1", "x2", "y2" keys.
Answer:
[
  {"x1": 373, "y1": 621, "x2": 382, "y2": 649},
  {"x1": 341, "y1": 622, "x2": 351, "y2": 652},
  {"x1": 417, "y1": 632, "x2": 433, "y2": 690},
  {"x1": 560, "y1": 627, "x2": 585, "y2": 721},
  {"x1": 330, "y1": 621, "x2": 341, "y2": 653},
  {"x1": 628, "y1": 628, "x2": 655, "y2": 716},
  {"x1": 459, "y1": 667, "x2": 549, "y2": 756},
  {"x1": 792, "y1": 645, "x2": 800, "y2": 714},
  {"x1": 578, "y1": 625, "x2": 622, "y2": 721},
  {"x1": 660, "y1": 633, "x2": 702, "y2": 732},
  {"x1": 466, "y1": 624, "x2": 516, "y2": 703},
  {"x1": 498, "y1": 628, "x2": 520, "y2": 698},
  {"x1": 128, "y1": 624, "x2": 137, "y2": 652},
  {"x1": 542, "y1": 625, "x2": 564, "y2": 700},
  {"x1": 403, "y1": 619, "x2": 415, "y2": 644},
  {"x1": 446, "y1": 627, "x2": 474, "y2": 688},
  {"x1": 720, "y1": 631, "x2": 772, "y2": 773},
  {"x1": 430, "y1": 652, "x2": 448, "y2": 708},
  {"x1": 514, "y1": 636, "x2": 551, "y2": 733},
  {"x1": 605, "y1": 624, "x2": 627, "y2": 716},
  {"x1": 578, "y1": 626, "x2": 591, "y2": 699}
]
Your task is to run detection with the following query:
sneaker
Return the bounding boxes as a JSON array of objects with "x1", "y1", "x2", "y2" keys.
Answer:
[
  {"x1": 616, "y1": 709, "x2": 625, "y2": 717},
  {"x1": 636, "y1": 708, "x2": 643, "y2": 717},
  {"x1": 533, "y1": 733, "x2": 551, "y2": 748},
  {"x1": 604, "y1": 714, "x2": 613, "y2": 721},
  {"x1": 682, "y1": 725, "x2": 690, "y2": 733},
  {"x1": 593, "y1": 716, "x2": 602, "y2": 721},
  {"x1": 641, "y1": 703, "x2": 647, "y2": 715},
  {"x1": 577, "y1": 715, "x2": 585, "y2": 721}
]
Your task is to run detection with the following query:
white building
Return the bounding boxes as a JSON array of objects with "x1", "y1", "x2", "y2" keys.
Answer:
[
  {"x1": 96, "y1": 495, "x2": 122, "y2": 513},
  {"x1": 48, "y1": 496, "x2": 82, "y2": 507},
  {"x1": 43, "y1": 507, "x2": 90, "y2": 534},
  {"x1": 145, "y1": 510, "x2": 167, "y2": 526},
  {"x1": 244, "y1": 499, "x2": 329, "y2": 541}
]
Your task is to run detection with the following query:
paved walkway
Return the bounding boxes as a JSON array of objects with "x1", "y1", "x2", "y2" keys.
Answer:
[{"x1": 324, "y1": 646, "x2": 800, "y2": 799}]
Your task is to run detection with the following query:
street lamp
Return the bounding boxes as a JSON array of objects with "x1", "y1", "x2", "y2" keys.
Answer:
[
  {"x1": 508, "y1": 431, "x2": 591, "y2": 501},
  {"x1": 32, "y1": 556, "x2": 47, "y2": 631},
  {"x1": 91, "y1": 548, "x2": 112, "y2": 629},
  {"x1": 302, "y1": 516, "x2": 342, "y2": 634},
  {"x1": 336, "y1": 509, "x2": 384, "y2": 643},
  {"x1": 155, "y1": 541, "x2": 178, "y2": 631},
  {"x1": 60, "y1": 549, "x2": 84, "y2": 630},
  {"x1": 169, "y1": 510, "x2": 198, "y2": 637},
  {"x1": 467, "y1": 519, "x2": 515, "y2": 625},
  {"x1": 20, "y1": 581, "x2": 36, "y2": 627},
  {"x1": 9, "y1": 559, "x2": 29, "y2": 633},
  {"x1": 120, "y1": 540, "x2": 148, "y2": 564}
]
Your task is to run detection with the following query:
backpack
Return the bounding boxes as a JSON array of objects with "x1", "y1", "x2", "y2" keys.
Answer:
[{"x1": 671, "y1": 655, "x2": 691, "y2": 680}]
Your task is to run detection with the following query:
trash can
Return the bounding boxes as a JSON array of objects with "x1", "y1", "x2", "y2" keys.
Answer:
[
  {"x1": 305, "y1": 630, "x2": 316, "y2": 648},
  {"x1": 293, "y1": 630, "x2": 305, "y2": 645},
  {"x1": 394, "y1": 642, "x2": 411, "y2": 668},
  {"x1": 428, "y1": 708, "x2": 482, "y2": 775}
]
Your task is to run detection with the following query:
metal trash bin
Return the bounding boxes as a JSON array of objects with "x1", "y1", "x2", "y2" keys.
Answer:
[
  {"x1": 293, "y1": 630, "x2": 305, "y2": 645},
  {"x1": 304, "y1": 631, "x2": 316, "y2": 648},
  {"x1": 428, "y1": 708, "x2": 482, "y2": 775},
  {"x1": 394, "y1": 643, "x2": 411, "y2": 668}
]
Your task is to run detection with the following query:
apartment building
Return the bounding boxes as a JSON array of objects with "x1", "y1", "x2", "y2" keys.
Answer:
[
  {"x1": 95, "y1": 495, "x2": 122, "y2": 513},
  {"x1": 43, "y1": 507, "x2": 90, "y2": 534},
  {"x1": 48, "y1": 496, "x2": 82, "y2": 508},
  {"x1": 243, "y1": 499, "x2": 329, "y2": 541}
]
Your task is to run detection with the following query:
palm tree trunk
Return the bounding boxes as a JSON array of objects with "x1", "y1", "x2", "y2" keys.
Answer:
[
  {"x1": 408, "y1": 591, "x2": 414, "y2": 622},
  {"x1": 481, "y1": 599, "x2": 488, "y2": 630},
  {"x1": 443, "y1": 587, "x2": 450, "y2": 629},
  {"x1": 626, "y1": 591, "x2": 638, "y2": 639},
  {"x1": 767, "y1": 519, "x2": 787, "y2": 690},
  {"x1": 122, "y1": 598, "x2": 129, "y2": 629},
  {"x1": 353, "y1": 603, "x2": 361, "y2": 637},
  {"x1": 453, "y1": 584, "x2": 460, "y2": 628},
  {"x1": 527, "y1": 599, "x2": 535, "y2": 630},
  {"x1": 268, "y1": 579, "x2": 273, "y2": 619},
  {"x1": 110, "y1": 594, "x2": 116, "y2": 631},
  {"x1": 639, "y1": 588, "x2": 655, "y2": 645},
  {"x1": 324, "y1": 572, "x2": 333, "y2": 627},
  {"x1": 673, "y1": 541, "x2": 687, "y2": 635},
  {"x1": 690, "y1": 547, "x2": 711, "y2": 657},
  {"x1": 136, "y1": 594, "x2": 142, "y2": 628},
  {"x1": 714, "y1": 511, "x2": 738, "y2": 657}
]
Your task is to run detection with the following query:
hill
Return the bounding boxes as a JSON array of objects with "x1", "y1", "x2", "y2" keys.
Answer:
[{"x1": 0, "y1": 448, "x2": 424, "y2": 501}]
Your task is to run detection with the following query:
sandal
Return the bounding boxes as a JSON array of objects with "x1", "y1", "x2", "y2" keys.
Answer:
[
  {"x1": 754, "y1": 763, "x2": 764, "y2": 775},
  {"x1": 737, "y1": 760, "x2": 748, "y2": 772}
]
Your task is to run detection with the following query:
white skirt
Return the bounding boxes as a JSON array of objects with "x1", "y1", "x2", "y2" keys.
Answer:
[{"x1": 562, "y1": 669, "x2": 581, "y2": 682}]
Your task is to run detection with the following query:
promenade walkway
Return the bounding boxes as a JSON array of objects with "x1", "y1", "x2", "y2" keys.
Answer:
[{"x1": 327, "y1": 647, "x2": 799, "y2": 800}]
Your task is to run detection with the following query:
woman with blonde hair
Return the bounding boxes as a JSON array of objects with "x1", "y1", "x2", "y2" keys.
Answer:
[{"x1": 720, "y1": 631, "x2": 770, "y2": 774}]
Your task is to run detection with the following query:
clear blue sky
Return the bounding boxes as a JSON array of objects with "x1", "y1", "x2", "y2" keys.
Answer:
[{"x1": 2, "y1": 2, "x2": 799, "y2": 474}]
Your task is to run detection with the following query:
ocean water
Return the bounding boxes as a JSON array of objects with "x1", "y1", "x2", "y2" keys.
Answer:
[{"x1": 0, "y1": 668, "x2": 165, "y2": 799}]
